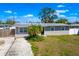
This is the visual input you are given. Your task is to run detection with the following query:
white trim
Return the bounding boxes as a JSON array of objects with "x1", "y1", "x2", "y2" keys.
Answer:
[
  {"x1": 0, "y1": 28, "x2": 3, "y2": 29},
  {"x1": 10, "y1": 27, "x2": 16, "y2": 29}
]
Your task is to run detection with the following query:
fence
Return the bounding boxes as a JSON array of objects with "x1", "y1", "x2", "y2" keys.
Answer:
[{"x1": 0, "y1": 28, "x2": 15, "y2": 37}]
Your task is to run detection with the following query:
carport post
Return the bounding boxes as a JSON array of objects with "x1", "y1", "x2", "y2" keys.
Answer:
[{"x1": 14, "y1": 26, "x2": 16, "y2": 39}]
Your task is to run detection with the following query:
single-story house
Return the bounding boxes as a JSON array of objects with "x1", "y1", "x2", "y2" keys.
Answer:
[{"x1": 0, "y1": 23, "x2": 79, "y2": 37}]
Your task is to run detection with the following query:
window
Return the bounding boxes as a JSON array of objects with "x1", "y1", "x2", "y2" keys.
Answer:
[
  {"x1": 0, "y1": 25, "x2": 3, "y2": 27},
  {"x1": 51, "y1": 28, "x2": 54, "y2": 31},
  {"x1": 64, "y1": 26, "x2": 69, "y2": 30},
  {"x1": 54, "y1": 26, "x2": 64, "y2": 31},
  {"x1": 19, "y1": 27, "x2": 27, "y2": 33},
  {"x1": 50, "y1": 27, "x2": 54, "y2": 31},
  {"x1": 45, "y1": 26, "x2": 69, "y2": 31},
  {"x1": 24, "y1": 28, "x2": 27, "y2": 32},
  {"x1": 45, "y1": 27, "x2": 51, "y2": 31},
  {"x1": 71, "y1": 26, "x2": 79, "y2": 28},
  {"x1": 61, "y1": 27, "x2": 64, "y2": 30},
  {"x1": 20, "y1": 28, "x2": 24, "y2": 32}
]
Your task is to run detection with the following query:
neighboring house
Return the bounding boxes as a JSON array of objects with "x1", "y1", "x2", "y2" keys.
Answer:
[
  {"x1": 0, "y1": 24, "x2": 15, "y2": 37},
  {"x1": 0, "y1": 23, "x2": 79, "y2": 37}
]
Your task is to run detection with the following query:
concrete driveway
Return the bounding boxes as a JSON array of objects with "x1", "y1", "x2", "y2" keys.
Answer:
[
  {"x1": 0, "y1": 37, "x2": 15, "y2": 56},
  {"x1": 0, "y1": 37, "x2": 33, "y2": 56}
]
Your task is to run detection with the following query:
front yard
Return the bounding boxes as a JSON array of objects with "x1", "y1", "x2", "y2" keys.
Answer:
[{"x1": 29, "y1": 35, "x2": 79, "y2": 56}]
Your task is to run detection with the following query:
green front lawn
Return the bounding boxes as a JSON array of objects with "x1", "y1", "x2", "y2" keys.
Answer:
[{"x1": 29, "y1": 35, "x2": 79, "y2": 56}]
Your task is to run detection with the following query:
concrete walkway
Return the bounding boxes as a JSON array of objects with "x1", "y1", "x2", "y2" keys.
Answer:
[
  {"x1": 6, "y1": 38, "x2": 33, "y2": 56},
  {"x1": 0, "y1": 37, "x2": 33, "y2": 56}
]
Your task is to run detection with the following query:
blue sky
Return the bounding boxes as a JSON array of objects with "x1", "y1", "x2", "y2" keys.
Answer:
[{"x1": 0, "y1": 3, "x2": 79, "y2": 23}]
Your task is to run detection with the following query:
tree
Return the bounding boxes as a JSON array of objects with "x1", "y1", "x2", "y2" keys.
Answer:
[
  {"x1": 55, "y1": 18, "x2": 68, "y2": 24},
  {"x1": 27, "y1": 25, "x2": 43, "y2": 36},
  {"x1": 0, "y1": 20, "x2": 5, "y2": 24},
  {"x1": 0, "y1": 20, "x2": 2, "y2": 24},
  {"x1": 39, "y1": 8, "x2": 57, "y2": 23},
  {"x1": 6, "y1": 19, "x2": 16, "y2": 25}
]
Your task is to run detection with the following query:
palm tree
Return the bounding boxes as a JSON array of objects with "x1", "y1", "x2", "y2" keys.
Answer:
[{"x1": 39, "y1": 8, "x2": 57, "y2": 23}]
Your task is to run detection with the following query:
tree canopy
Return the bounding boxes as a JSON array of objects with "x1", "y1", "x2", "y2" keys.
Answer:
[
  {"x1": 6, "y1": 19, "x2": 16, "y2": 25},
  {"x1": 0, "y1": 20, "x2": 2, "y2": 24},
  {"x1": 55, "y1": 18, "x2": 68, "y2": 24},
  {"x1": 39, "y1": 8, "x2": 58, "y2": 23}
]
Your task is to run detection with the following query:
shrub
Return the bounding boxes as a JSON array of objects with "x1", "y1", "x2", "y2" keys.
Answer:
[
  {"x1": 27, "y1": 25, "x2": 43, "y2": 36},
  {"x1": 27, "y1": 25, "x2": 44, "y2": 41},
  {"x1": 31, "y1": 45, "x2": 39, "y2": 56},
  {"x1": 27, "y1": 35, "x2": 44, "y2": 41}
]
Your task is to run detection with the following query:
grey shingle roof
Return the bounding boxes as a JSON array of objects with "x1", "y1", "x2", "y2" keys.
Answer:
[
  {"x1": 70, "y1": 24, "x2": 79, "y2": 26},
  {"x1": 1, "y1": 23, "x2": 79, "y2": 27},
  {"x1": 0, "y1": 24, "x2": 12, "y2": 27},
  {"x1": 14, "y1": 23, "x2": 69, "y2": 27}
]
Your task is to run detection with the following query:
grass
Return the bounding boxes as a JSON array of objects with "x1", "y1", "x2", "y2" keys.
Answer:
[
  {"x1": 28, "y1": 35, "x2": 79, "y2": 56},
  {"x1": 27, "y1": 35, "x2": 45, "y2": 42}
]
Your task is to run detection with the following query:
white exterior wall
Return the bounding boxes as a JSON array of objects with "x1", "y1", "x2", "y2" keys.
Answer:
[
  {"x1": 44, "y1": 31, "x2": 69, "y2": 35},
  {"x1": 15, "y1": 26, "x2": 79, "y2": 36},
  {"x1": 69, "y1": 28, "x2": 79, "y2": 35}
]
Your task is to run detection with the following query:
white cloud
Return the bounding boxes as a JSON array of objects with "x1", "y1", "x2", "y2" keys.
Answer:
[
  {"x1": 20, "y1": 14, "x2": 41, "y2": 23},
  {"x1": 7, "y1": 16, "x2": 17, "y2": 19},
  {"x1": 56, "y1": 12, "x2": 60, "y2": 16},
  {"x1": 65, "y1": 10, "x2": 69, "y2": 12},
  {"x1": 56, "y1": 9, "x2": 69, "y2": 13},
  {"x1": 24, "y1": 14, "x2": 34, "y2": 17},
  {"x1": 59, "y1": 15, "x2": 66, "y2": 18},
  {"x1": 55, "y1": 12, "x2": 66, "y2": 18},
  {"x1": 68, "y1": 16, "x2": 77, "y2": 18},
  {"x1": 57, "y1": 5, "x2": 65, "y2": 7},
  {"x1": 67, "y1": 17, "x2": 78, "y2": 20},
  {"x1": 28, "y1": 17, "x2": 40, "y2": 22},
  {"x1": 70, "y1": 13, "x2": 78, "y2": 15},
  {"x1": 67, "y1": 16, "x2": 79, "y2": 22},
  {"x1": 4, "y1": 10, "x2": 12, "y2": 14},
  {"x1": 56, "y1": 11, "x2": 79, "y2": 23}
]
